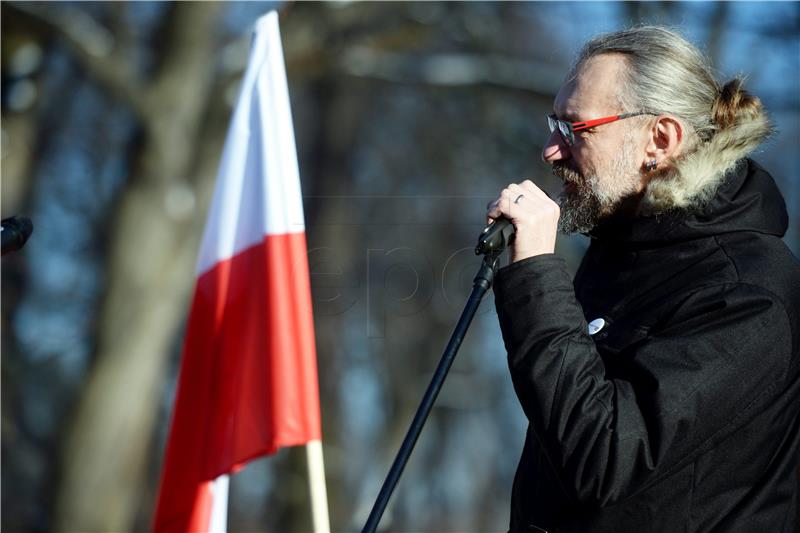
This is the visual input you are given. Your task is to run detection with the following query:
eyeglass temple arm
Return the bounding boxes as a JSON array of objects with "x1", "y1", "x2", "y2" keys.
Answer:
[{"x1": 571, "y1": 112, "x2": 649, "y2": 132}]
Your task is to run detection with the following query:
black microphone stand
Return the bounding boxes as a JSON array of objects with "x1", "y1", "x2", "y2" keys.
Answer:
[{"x1": 361, "y1": 219, "x2": 514, "y2": 533}]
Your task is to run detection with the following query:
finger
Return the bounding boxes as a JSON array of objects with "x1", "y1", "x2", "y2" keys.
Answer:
[
  {"x1": 494, "y1": 188, "x2": 515, "y2": 212},
  {"x1": 507, "y1": 183, "x2": 526, "y2": 198},
  {"x1": 486, "y1": 195, "x2": 505, "y2": 218},
  {"x1": 491, "y1": 188, "x2": 528, "y2": 220},
  {"x1": 501, "y1": 184, "x2": 527, "y2": 204},
  {"x1": 512, "y1": 181, "x2": 553, "y2": 209},
  {"x1": 529, "y1": 180, "x2": 555, "y2": 201},
  {"x1": 507, "y1": 184, "x2": 532, "y2": 209},
  {"x1": 488, "y1": 192, "x2": 514, "y2": 218},
  {"x1": 520, "y1": 179, "x2": 551, "y2": 201},
  {"x1": 487, "y1": 202, "x2": 505, "y2": 219}
]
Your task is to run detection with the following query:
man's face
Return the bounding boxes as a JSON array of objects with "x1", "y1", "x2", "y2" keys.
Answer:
[{"x1": 543, "y1": 54, "x2": 648, "y2": 233}]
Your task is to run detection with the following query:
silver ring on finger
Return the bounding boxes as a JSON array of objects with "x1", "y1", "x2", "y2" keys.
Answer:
[{"x1": 514, "y1": 194, "x2": 525, "y2": 204}]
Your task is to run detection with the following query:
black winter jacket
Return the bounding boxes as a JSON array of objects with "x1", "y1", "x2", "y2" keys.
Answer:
[{"x1": 494, "y1": 159, "x2": 800, "y2": 532}]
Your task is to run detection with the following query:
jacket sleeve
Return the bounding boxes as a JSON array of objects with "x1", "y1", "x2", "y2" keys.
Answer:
[{"x1": 493, "y1": 254, "x2": 794, "y2": 507}]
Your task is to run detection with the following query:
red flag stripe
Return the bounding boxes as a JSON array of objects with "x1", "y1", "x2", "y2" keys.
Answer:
[{"x1": 154, "y1": 231, "x2": 320, "y2": 532}]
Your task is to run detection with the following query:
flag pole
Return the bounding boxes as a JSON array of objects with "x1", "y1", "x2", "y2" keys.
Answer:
[{"x1": 305, "y1": 440, "x2": 331, "y2": 533}]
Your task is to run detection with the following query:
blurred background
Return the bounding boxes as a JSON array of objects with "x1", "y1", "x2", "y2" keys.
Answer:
[{"x1": 2, "y1": 2, "x2": 798, "y2": 532}]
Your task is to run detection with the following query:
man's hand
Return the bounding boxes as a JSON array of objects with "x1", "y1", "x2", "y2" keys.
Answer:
[{"x1": 487, "y1": 180, "x2": 560, "y2": 263}]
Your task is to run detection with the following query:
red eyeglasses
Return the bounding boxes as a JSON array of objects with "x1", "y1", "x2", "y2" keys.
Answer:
[{"x1": 547, "y1": 112, "x2": 654, "y2": 146}]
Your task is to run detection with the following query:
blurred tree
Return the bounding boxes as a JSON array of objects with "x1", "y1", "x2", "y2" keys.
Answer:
[{"x1": 3, "y1": 2, "x2": 230, "y2": 530}]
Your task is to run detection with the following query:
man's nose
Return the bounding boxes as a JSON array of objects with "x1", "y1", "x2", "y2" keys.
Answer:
[{"x1": 542, "y1": 130, "x2": 570, "y2": 164}]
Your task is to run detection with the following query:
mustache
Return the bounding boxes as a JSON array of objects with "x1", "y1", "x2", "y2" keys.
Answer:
[{"x1": 551, "y1": 161, "x2": 584, "y2": 184}]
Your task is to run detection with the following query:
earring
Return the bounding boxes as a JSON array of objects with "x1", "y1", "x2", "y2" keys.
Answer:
[{"x1": 645, "y1": 159, "x2": 657, "y2": 172}]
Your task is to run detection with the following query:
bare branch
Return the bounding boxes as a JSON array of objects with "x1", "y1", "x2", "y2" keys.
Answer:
[
  {"x1": 110, "y1": 2, "x2": 136, "y2": 64},
  {"x1": 6, "y1": 2, "x2": 149, "y2": 121},
  {"x1": 335, "y1": 48, "x2": 562, "y2": 97}
]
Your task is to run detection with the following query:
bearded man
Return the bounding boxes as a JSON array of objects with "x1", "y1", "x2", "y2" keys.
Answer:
[{"x1": 487, "y1": 26, "x2": 800, "y2": 532}]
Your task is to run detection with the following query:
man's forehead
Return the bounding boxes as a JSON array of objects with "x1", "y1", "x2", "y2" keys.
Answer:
[{"x1": 554, "y1": 54, "x2": 628, "y2": 119}]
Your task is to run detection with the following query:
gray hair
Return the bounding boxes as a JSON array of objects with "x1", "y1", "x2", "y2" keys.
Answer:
[
  {"x1": 571, "y1": 26, "x2": 771, "y2": 212},
  {"x1": 573, "y1": 25, "x2": 762, "y2": 146}
]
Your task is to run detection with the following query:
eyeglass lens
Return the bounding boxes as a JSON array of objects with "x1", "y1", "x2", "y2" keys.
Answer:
[{"x1": 548, "y1": 115, "x2": 574, "y2": 145}]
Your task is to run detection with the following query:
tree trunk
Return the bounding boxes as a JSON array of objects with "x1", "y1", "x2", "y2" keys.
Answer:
[{"x1": 53, "y1": 4, "x2": 224, "y2": 531}]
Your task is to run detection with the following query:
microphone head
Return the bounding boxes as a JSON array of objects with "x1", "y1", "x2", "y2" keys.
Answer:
[{"x1": 475, "y1": 217, "x2": 515, "y2": 255}]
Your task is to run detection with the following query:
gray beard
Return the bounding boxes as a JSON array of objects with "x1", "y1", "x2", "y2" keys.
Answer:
[
  {"x1": 554, "y1": 163, "x2": 606, "y2": 235},
  {"x1": 553, "y1": 141, "x2": 641, "y2": 234},
  {"x1": 557, "y1": 180, "x2": 603, "y2": 234}
]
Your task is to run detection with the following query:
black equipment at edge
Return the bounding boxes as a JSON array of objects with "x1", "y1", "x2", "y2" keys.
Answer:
[
  {"x1": 2, "y1": 216, "x2": 33, "y2": 256},
  {"x1": 475, "y1": 216, "x2": 515, "y2": 255},
  {"x1": 362, "y1": 217, "x2": 514, "y2": 533}
]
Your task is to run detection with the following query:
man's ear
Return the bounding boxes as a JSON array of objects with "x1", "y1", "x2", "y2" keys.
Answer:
[{"x1": 643, "y1": 116, "x2": 683, "y2": 170}]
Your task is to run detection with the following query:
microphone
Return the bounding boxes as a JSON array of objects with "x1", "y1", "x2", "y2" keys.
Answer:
[
  {"x1": 475, "y1": 216, "x2": 515, "y2": 255},
  {"x1": 2, "y1": 216, "x2": 34, "y2": 256}
]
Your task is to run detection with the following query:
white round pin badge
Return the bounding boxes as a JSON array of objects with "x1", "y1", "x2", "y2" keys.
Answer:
[{"x1": 587, "y1": 318, "x2": 605, "y2": 336}]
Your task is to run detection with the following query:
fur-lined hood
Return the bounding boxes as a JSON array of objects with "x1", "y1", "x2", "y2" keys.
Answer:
[
  {"x1": 590, "y1": 156, "x2": 788, "y2": 245},
  {"x1": 642, "y1": 108, "x2": 773, "y2": 214}
]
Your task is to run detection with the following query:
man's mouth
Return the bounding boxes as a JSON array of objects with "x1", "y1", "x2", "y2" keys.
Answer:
[{"x1": 552, "y1": 162, "x2": 583, "y2": 191}]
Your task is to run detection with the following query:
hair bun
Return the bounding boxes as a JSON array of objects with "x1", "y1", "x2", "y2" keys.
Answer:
[{"x1": 712, "y1": 78, "x2": 763, "y2": 129}]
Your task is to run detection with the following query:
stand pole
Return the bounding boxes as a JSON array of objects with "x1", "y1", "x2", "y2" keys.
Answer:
[{"x1": 362, "y1": 252, "x2": 501, "y2": 533}]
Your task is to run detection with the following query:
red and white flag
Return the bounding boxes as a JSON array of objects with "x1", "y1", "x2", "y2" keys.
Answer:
[{"x1": 154, "y1": 12, "x2": 325, "y2": 532}]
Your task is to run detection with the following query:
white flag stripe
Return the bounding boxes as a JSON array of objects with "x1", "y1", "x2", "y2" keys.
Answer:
[{"x1": 196, "y1": 11, "x2": 305, "y2": 276}]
